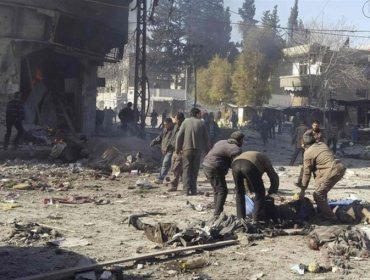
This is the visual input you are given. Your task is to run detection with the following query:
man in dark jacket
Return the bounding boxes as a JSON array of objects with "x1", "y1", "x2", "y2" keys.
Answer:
[
  {"x1": 118, "y1": 102, "x2": 135, "y2": 134},
  {"x1": 176, "y1": 107, "x2": 211, "y2": 195},
  {"x1": 151, "y1": 118, "x2": 174, "y2": 184},
  {"x1": 289, "y1": 120, "x2": 308, "y2": 166},
  {"x1": 298, "y1": 133, "x2": 346, "y2": 220},
  {"x1": 231, "y1": 151, "x2": 279, "y2": 221},
  {"x1": 4, "y1": 92, "x2": 25, "y2": 150},
  {"x1": 202, "y1": 131, "x2": 244, "y2": 218},
  {"x1": 168, "y1": 112, "x2": 185, "y2": 192}
]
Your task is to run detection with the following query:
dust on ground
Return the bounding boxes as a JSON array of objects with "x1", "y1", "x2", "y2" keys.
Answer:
[{"x1": 1, "y1": 130, "x2": 370, "y2": 280}]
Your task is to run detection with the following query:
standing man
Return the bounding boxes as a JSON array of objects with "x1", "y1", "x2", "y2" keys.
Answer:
[
  {"x1": 202, "y1": 131, "x2": 244, "y2": 218},
  {"x1": 327, "y1": 122, "x2": 338, "y2": 154},
  {"x1": 150, "y1": 109, "x2": 159, "y2": 129},
  {"x1": 231, "y1": 151, "x2": 279, "y2": 222},
  {"x1": 168, "y1": 112, "x2": 185, "y2": 192},
  {"x1": 158, "y1": 109, "x2": 167, "y2": 129},
  {"x1": 118, "y1": 102, "x2": 135, "y2": 134},
  {"x1": 150, "y1": 118, "x2": 175, "y2": 184},
  {"x1": 297, "y1": 133, "x2": 346, "y2": 220},
  {"x1": 3, "y1": 92, "x2": 25, "y2": 150},
  {"x1": 230, "y1": 110, "x2": 238, "y2": 129},
  {"x1": 305, "y1": 120, "x2": 325, "y2": 142},
  {"x1": 176, "y1": 107, "x2": 211, "y2": 195},
  {"x1": 289, "y1": 120, "x2": 308, "y2": 166},
  {"x1": 216, "y1": 109, "x2": 222, "y2": 122},
  {"x1": 260, "y1": 119, "x2": 269, "y2": 146},
  {"x1": 207, "y1": 113, "x2": 220, "y2": 147}
]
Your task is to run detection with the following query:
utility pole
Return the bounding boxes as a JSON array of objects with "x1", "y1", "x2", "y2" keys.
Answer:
[
  {"x1": 134, "y1": 0, "x2": 147, "y2": 134},
  {"x1": 193, "y1": 59, "x2": 197, "y2": 108},
  {"x1": 307, "y1": 29, "x2": 313, "y2": 107}
]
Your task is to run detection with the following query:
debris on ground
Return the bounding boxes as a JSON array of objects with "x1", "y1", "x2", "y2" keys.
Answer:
[
  {"x1": 86, "y1": 137, "x2": 160, "y2": 172},
  {"x1": 308, "y1": 225, "x2": 370, "y2": 263},
  {"x1": 2, "y1": 222, "x2": 62, "y2": 246},
  {"x1": 48, "y1": 237, "x2": 90, "y2": 248},
  {"x1": 186, "y1": 201, "x2": 213, "y2": 212},
  {"x1": 163, "y1": 256, "x2": 209, "y2": 272},
  {"x1": 43, "y1": 196, "x2": 92, "y2": 204},
  {"x1": 135, "y1": 178, "x2": 152, "y2": 189},
  {"x1": 128, "y1": 215, "x2": 179, "y2": 244}
]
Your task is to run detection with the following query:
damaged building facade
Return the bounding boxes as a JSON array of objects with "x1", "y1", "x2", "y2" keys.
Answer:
[{"x1": 0, "y1": 0, "x2": 129, "y2": 137}]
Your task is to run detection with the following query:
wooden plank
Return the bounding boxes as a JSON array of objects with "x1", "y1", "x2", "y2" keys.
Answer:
[
  {"x1": 56, "y1": 97, "x2": 76, "y2": 133},
  {"x1": 16, "y1": 240, "x2": 238, "y2": 280}
]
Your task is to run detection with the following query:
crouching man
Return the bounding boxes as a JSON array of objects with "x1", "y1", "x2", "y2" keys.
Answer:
[
  {"x1": 202, "y1": 131, "x2": 244, "y2": 218},
  {"x1": 231, "y1": 151, "x2": 279, "y2": 222},
  {"x1": 298, "y1": 133, "x2": 346, "y2": 220}
]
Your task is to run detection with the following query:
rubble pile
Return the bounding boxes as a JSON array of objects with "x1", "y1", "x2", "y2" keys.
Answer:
[
  {"x1": 1, "y1": 222, "x2": 62, "y2": 246},
  {"x1": 86, "y1": 137, "x2": 161, "y2": 172}
]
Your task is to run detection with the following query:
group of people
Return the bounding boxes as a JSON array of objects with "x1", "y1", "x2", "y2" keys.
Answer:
[
  {"x1": 151, "y1": 108, "x2": 346, "y2": 223},
  {"x1": 252, "y1": 111, "x2": 282, "y2": 146},
  {"x1": 150, "y1": 108, "x2": 223, "y2": 194},
  {"x1": 3, "y1": 92, "x2": 347, "y2": 223},
  {"x1": 96, "y1": 107, "x2": 116, "y2": 133}
]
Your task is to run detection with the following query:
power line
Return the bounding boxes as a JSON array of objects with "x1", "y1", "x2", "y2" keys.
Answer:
[{"x1": 189, "y1": 0, "x2": 370, "y2": 36}]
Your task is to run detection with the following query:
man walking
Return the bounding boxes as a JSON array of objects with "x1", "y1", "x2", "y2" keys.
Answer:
[
  {"x1": 202, "y1": 131, "x2": 244, "y2": 218},
  {"x1": 4, "y1": 92, "x2": 25, "y2": 150},
  {"x1": 176, "y1": 107, "x2": 211, "y2": 195},
  {"x1": 297, "y1": 133, "x2": 346, "y2": 220},
  {"x1": 118, "y1": 102, "x2": 135, "y2": 135},
  {"x1": 231, "y1": 151, "x2": 279, "y2": 222},
  {"x1": 289, "y1": 120, "x2": 308, "y2": 166},
  {"x1": 150, "y1": 118, "x2": 175, "y2": 184}
]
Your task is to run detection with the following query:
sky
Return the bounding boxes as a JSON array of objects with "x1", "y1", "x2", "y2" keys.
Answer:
[{"x1": 227, "y1": 0, "x2": 370, "y2": 46}]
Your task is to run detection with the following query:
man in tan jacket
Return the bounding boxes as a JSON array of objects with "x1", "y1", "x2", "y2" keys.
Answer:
[{"x1": 298, "y1": 132, "x2": 346, "y2": 219}]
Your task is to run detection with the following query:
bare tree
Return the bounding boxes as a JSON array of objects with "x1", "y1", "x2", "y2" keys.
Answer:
[{"x1": 285, "y1": 19, "x2": 369, "y2": 107}]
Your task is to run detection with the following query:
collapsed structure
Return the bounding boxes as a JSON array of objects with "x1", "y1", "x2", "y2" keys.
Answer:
[{"x1": 0, "y1": 0, "x2": 130, "y2": 137}]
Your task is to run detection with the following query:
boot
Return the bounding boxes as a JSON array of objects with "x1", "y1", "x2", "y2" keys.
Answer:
[{"x1": 313, "y1": 192, "x2": 335, "y2": 219}]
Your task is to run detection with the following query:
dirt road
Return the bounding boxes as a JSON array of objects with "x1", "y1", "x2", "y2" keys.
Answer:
[{"x1": 1, "y1": 130, "x2": 370, "y2": 280}]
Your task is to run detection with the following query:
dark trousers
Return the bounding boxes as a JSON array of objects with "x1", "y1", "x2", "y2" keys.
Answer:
[
  {"x1": 4, "y1": 117, "x2": 24, "y2": 149},
  {"x1": 289, "y1": 147, "x2": 304, "y2": 166},
  {"x1": 327, "y1": 137, "x2": 337, "y2": 154},
  {"x1": 182, "y1": 149, "x2": 201, "y2": 194},
  {"x1": 232, "y1": 159, "x2": 265, "y2": 221},
  {"x1": 203, "y1": 166, "x2": 228, "y2": 216}
]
